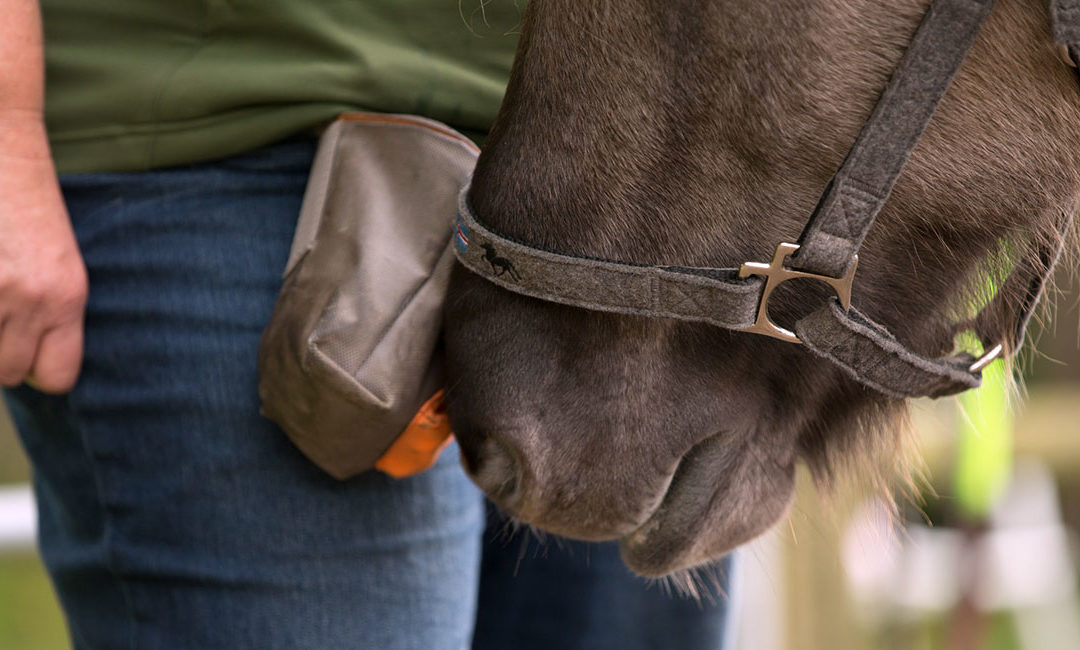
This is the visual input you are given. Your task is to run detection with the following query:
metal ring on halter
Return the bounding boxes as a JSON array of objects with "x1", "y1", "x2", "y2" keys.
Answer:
[{"x1": 969, "y1": 343, "x2": 1004, "y2": 373}]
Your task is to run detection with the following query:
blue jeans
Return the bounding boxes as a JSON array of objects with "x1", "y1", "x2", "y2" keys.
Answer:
[
  {"x1": 473, "y1": 505, "x2": 739, "y2": 650},
  {"x1": 5, "y1": 136, "x2": 734, "y2": 649}
]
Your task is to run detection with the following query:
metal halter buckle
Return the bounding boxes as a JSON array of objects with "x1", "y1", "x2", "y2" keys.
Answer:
[{"x1": 738, "y1": 242, "x2": 858, "y2": 344}]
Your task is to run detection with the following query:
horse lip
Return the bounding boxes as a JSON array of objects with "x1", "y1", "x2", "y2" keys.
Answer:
[
  {"x1": 616, "y1": 435, "x2": 712, "y2": 575},
  {"x1": 619, "y1": 448, "x2": 691, "y2": 542}
]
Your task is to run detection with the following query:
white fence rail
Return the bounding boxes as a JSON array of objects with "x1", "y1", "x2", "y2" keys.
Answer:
[{"x1": 0, "y1": 483, "x2": 36, "y2": 553}]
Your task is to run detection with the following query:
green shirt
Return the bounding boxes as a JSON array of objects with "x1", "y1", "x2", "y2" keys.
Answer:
[{"x1": 42, "y1": 1, "x2": 522, "y2": 173}]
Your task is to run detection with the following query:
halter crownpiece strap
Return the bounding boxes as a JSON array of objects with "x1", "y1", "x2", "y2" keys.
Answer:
[
  {"x1": 453, "y1": 0, "x2": 1076, "y2": 400},
  {"x1": 791, "y1": 0, "x2": 996, "y2": 279}
]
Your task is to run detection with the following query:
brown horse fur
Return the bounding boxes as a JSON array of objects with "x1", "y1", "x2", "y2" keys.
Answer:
[{"x1": 443, "y1": 0, "x2": 1080, "y2": 579}]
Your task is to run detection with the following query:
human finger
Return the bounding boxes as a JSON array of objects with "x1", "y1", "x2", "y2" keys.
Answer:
[
  {"x1": 26, "y1": 319, "x2": 84, "y2": 394},
  {"x1": 0, "y1": 313, "x2": 43, "y2": 387}
]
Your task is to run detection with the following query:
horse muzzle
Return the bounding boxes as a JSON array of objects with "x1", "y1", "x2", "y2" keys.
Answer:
[{"x1": 453, "y1": 416, "x2": 797, "y2": 576}]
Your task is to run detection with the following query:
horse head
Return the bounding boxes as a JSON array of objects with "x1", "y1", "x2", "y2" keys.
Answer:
[{"x1": 443, "y1": 0, "x2": 1080, "y2": 577}]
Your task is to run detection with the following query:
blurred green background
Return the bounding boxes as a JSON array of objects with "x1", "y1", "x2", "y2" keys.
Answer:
[{"x1": 0, "y1": 405, "x2": 67, "y2": 650}]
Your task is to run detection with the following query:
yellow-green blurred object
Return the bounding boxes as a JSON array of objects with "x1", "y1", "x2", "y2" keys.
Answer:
[
  {"x1": 953, "y1": 333, "x2": 1013, "y2": 520},
  {"x1": 0, "y1": 557, "x2": 68, "y2": 650}
]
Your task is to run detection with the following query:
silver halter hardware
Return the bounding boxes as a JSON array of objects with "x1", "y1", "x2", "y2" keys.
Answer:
[
  {"x1": 738, "y1": 243, "x2": 857, "y2": 344},
  {"x1": 738, "y1": 243, "x2": 1002, "y2": 372}
]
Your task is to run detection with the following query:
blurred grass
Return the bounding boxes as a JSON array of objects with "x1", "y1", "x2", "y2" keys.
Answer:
[
  {"x1": 0, "y1": 405, "x2": 30, "y2": 485},
  {"x1": 0, "y1": 403, "x2": 68, "y2": 650},
  {"x1": 0, "y1": 554, "x2": 67, "y2": 650}
]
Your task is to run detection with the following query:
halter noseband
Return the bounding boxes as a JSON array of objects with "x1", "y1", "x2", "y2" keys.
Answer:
[{"x1": 454, "y1": 0, "x2": 1076, "y2": 399}]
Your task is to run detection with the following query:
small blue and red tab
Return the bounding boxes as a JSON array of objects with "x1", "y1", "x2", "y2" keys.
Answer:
[{"x1": 454, "y1": 213, "x2": 470, "y2": 254}]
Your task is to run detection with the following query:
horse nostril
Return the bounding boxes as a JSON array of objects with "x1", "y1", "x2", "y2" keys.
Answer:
[
  {"x1": 457, "y1": 436, "x2": 484, "y2": 476},
  {"x1": 466, "y1": 436, "x2": 525, "y2": 509}
]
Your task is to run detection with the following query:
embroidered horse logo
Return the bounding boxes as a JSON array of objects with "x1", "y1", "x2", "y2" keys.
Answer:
[{"x1": 481, "y1": 243, "x2": 522, "y2": 281}]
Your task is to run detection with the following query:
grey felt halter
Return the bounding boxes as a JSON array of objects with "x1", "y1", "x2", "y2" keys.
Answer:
[{"x1": 454, "y1": 0, "x2": 1077, "y2": 399}]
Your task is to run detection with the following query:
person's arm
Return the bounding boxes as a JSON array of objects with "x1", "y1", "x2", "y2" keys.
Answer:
[{"x1": 0, "y1": 0, "x2": 88, "y2": 393}]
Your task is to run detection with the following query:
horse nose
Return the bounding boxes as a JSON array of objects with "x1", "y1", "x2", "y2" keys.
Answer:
[{"x1": 458, "y1": 430, "x2": 526, "y2": 510}]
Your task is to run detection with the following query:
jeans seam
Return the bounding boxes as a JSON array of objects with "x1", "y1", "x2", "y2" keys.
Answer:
[{"x1": 68, "y1": 399, "x2": 140, "y2": 650}]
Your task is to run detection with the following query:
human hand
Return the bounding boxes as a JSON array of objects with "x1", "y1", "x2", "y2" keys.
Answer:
[{"x1": 0, "y1": 113, "x2": 88, "y2": 393}]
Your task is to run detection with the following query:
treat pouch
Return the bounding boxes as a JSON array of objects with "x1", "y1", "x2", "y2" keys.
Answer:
[{"x1": 258, "y1": 113, "x2": 478, "y2": 479}]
